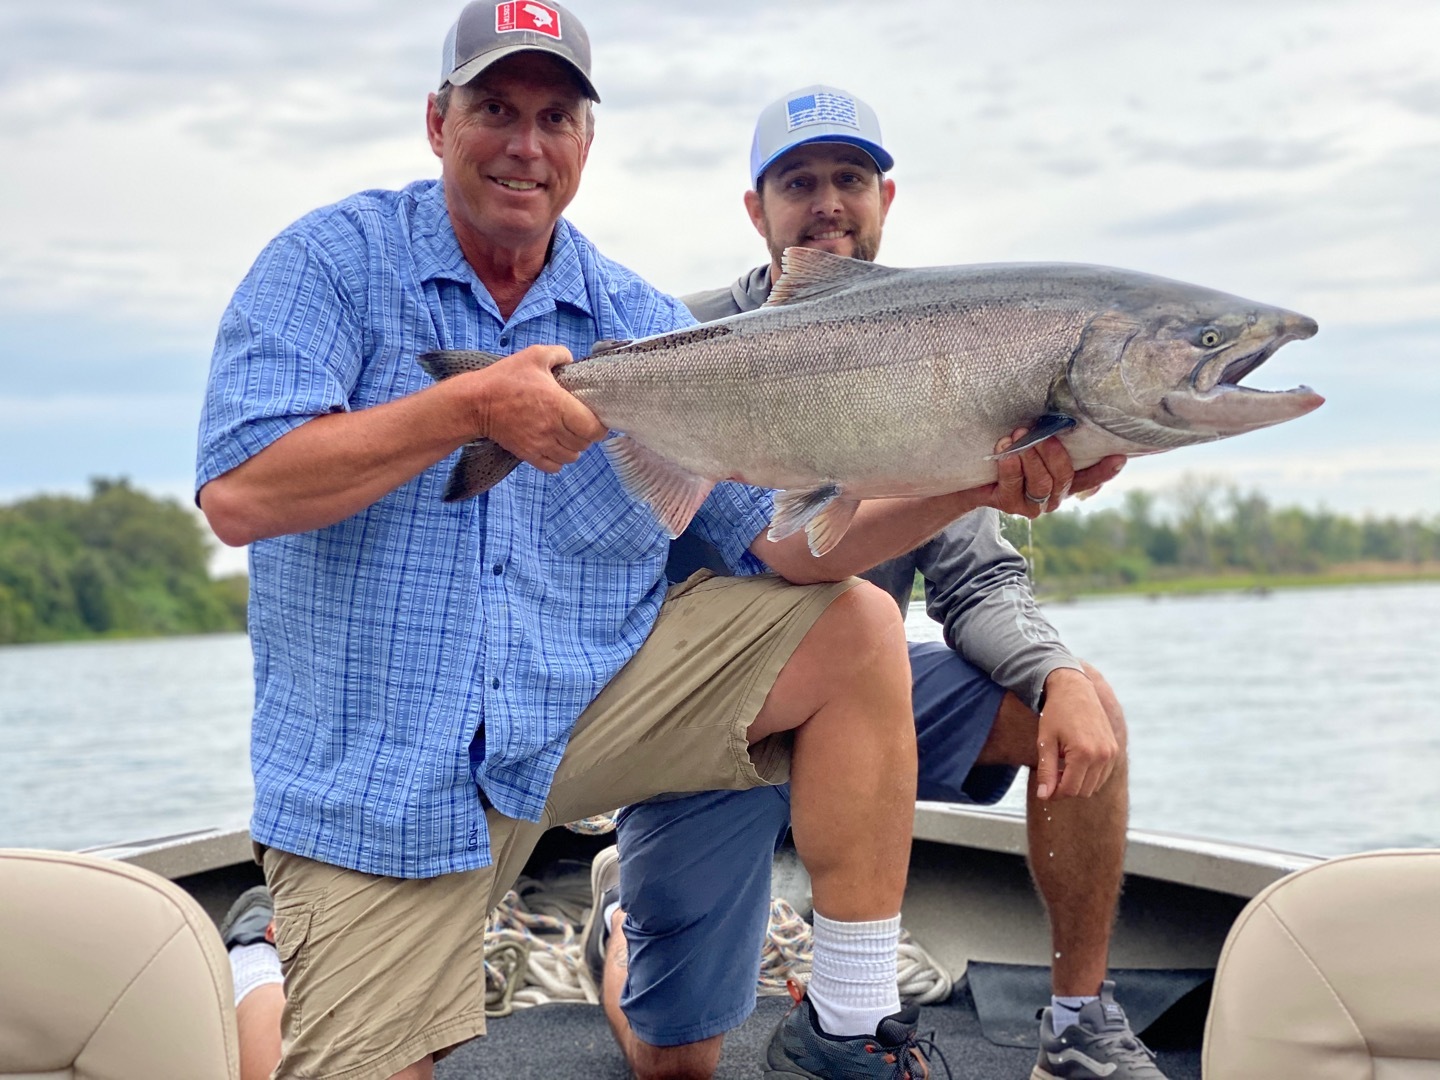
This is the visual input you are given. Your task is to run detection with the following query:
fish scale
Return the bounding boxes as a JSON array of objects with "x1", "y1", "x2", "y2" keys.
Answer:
[{"x1": 418, "y1": 247, "x2": 1321, "y2": 556}]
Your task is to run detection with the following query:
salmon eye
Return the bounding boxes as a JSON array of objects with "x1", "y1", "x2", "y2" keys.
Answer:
[{"x1": 1200, "y1": 328, "x2": 1222, "y2": 347}]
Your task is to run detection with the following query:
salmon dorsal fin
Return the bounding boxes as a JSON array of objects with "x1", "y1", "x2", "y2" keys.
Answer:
[{"x1": 766, "y1": 248, "x2": 895, "y2": 307}]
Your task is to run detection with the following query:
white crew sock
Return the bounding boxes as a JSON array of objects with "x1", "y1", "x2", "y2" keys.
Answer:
[
  {"x1": 229, "y1": 942, "x2": 283, "y2": 1007},
  {"x1": 602, "y1": 898, "x2": 622, "y2": 943},
  {"x1": 1051, "y1": 994, "x2": 1097, "y2": 1035},
  {"x1": 806, "y1": 911, "x2": 902, "y2": 1038}
]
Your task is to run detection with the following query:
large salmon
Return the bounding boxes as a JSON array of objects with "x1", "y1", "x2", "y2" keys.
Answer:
[{"x1": 420, "y1": 248, "x2": 1322, "y2": 555}]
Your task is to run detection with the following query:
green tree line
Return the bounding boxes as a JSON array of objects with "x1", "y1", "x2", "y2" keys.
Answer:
[
  {"x1": 0, "y1": 479, "x2": 247, "y2": 645},
  {"x1": 5, "y1": 476, "x2": 1436, "y2": 644},
  {"x1": 1001, "y1": 479, "x2": 1440, "y2": 594}
]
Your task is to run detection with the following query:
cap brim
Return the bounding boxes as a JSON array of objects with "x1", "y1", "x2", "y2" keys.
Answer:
[
  {"x1": 446, "y1": 44, "x2": 600, "y2": 102},
  {"x1": 754, "y1": 135, "x2": 893, "y2": 187}
]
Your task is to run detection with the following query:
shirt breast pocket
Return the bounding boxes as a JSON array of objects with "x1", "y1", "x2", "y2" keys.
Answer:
[{"x1": 541, "y1": 451, "x2": 666, "y2": 564}]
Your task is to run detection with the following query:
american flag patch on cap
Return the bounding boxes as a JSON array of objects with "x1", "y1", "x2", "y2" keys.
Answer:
[{"x1": 785, "y1": 91, "x2": 860, "y2": 132}]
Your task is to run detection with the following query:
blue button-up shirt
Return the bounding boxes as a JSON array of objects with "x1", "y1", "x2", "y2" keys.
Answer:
[{"x1": 197, "y1": 180, "x2": 774, "y2": 878}]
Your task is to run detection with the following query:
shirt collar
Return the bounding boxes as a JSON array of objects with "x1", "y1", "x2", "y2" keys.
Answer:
[{"x1": 409, "y1": 180, "x2": 593, "y2": 323}]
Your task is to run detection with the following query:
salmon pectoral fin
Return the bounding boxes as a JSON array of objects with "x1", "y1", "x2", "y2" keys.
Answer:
[
  {"x1": 602, "y1": 436, "x2": 715, "y2": 538},
  {"x1": 443, "y1": 440, "x2": 521, "y2": 501},
  {"x1": 767, "y1": 486, "x2": 862, "y2": 557},
  {"x1": 985, "y1": 412, "x2": 1078, "y2": 460}
]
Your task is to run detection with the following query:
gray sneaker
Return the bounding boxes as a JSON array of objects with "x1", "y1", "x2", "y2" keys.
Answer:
[
  {"x1": 579, "y1": 844, "x2": 620, "y2": 994},
  {"x1": 764, "y1": 984, "x2": 950, "y2": 1079},
  {"x1": 1031, "y1": 981, "x2": 1168, "y2": 1080},
  {"x1": 218, "y1": 884, "x2": 274, "y2": 950}
]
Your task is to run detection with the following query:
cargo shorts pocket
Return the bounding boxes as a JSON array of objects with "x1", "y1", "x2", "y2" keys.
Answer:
[{"x1": 271, "y1": 903, "x2": 314, "y2": 1029}]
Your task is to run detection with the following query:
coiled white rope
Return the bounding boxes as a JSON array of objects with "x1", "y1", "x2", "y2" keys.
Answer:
[
  {"x1": 483, "y1": 835, "x2": 952, "y2": 1013},
  {"x1": 756, "y1": 896, "x2": 953, "y2": 1005},
  {"x1": 565, "y1": 811, "x2": 620, "y2": 835},
  {"x1": 484, "y1": 866, "x2": 599, "y2": 1015}
]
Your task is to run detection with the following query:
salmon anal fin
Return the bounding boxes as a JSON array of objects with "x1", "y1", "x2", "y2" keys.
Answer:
[{"x1": 768, "y1": 485, "x2": 862, "y2": 556}]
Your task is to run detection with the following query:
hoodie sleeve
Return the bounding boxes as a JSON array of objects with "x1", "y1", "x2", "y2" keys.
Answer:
[{"x1": 919, "y1": 509, "x2": 1083, "y2": 713}]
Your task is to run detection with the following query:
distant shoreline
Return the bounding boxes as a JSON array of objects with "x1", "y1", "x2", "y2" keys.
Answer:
[{"x1": 1028, "y1": 564, "x2": 1440, "y2": 602}]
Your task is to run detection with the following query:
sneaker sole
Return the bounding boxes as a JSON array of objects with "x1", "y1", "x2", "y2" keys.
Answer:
[
  {"x1": 578, "y1": 844, "x2": 619, "y2": 998},
  {"x1": 763, "y1": 1038, "x2": 827, "y2": 1079},
  {"x1": 217, "y1": 884, "x2": 274, "y2": 948}
]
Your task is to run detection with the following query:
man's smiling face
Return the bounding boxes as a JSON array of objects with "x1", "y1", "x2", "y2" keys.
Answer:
[
  {"x1": 747, "y1": 142, "x2": 895, "y2": 272},
  {"x1": 428, "y1": 52, "x2": 592, "y2": 263}
]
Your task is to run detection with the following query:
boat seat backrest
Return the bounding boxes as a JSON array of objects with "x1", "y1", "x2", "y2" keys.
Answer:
[
  {"x1": 1203, "y1": 848, "x2": 1440, "y2": 1080},
  {"x1": 0, "y1": 848, "x2": 239, "y2": 1080}
]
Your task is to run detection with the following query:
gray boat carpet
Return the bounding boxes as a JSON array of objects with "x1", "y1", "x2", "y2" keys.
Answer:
[
  {"x1": 964, "y1": 961, "x2": 1214, "y2": 1048},
  {"x1": 435, "y1": 980, "x2": 1204, "y2": 1079}
]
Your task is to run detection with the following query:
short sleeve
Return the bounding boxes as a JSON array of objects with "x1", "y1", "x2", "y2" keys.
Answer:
[{"x1": 196, "y1": 231, "x2": 364, "y2": 492}]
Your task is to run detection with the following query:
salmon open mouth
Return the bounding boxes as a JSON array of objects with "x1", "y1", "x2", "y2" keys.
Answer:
[
  {"x1": 1192, "y1": 337, "x2": 1308, "y2": 398},
  {"x1": 1218, "y1": 346, "x2": 1275, "y2": 387}
]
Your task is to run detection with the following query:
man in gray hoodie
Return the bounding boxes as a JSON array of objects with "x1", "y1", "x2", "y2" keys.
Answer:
[{"x1": 584, "y1": 86, "x2": 1166, "y2": 1080}]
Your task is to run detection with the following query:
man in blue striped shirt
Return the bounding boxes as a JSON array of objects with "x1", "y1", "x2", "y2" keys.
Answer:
[{"x1": 196, "y1": 4, "x2": 1084, "y2": 1078}]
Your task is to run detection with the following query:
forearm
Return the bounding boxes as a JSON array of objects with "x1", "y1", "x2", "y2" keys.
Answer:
[
  {"x1": 755, "y1": 489, "x2": 987, "y2": 585},
  {"x1": 200, "y1": 380, "x2": 478, "y2": 545},
  {"x1": 921, "y1": 516, "x2": 1082, "y2": 711}
]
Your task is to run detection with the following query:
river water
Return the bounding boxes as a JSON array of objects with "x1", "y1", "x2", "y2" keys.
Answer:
[{"x1": 3, "y1": 582, "x2": 1437, "y2": 856}]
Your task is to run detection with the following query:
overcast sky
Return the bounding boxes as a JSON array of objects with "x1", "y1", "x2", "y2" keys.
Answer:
[{"x1": 2, "y1": 0, "x2": 1437, "y2": 574}]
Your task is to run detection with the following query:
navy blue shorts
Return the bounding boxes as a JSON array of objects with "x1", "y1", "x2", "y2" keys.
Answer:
[{"x1": 614, "y1": 640, "x2": 1014, "y2": 1046}]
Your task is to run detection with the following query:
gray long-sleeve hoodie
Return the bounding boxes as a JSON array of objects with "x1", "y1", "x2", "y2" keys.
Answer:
[{"x1": 675, "y1": 265, "x2": 1082, "y2": 713}]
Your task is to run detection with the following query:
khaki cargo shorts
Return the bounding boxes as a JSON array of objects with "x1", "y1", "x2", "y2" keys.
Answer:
[{"x1": 262, "y1": 570, "x2": 861, "y2": 1080}]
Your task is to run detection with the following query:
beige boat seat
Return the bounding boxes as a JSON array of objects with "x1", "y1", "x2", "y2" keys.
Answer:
[
  {"x1": 0, "y1": 848, "x2": 239, "y2": 1079},
  {"x1": 1203, "y1": 847, "x2": 1440, "y2": 1079}
]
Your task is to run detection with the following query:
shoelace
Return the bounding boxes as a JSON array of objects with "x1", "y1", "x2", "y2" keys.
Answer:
[
  {"x1": 1082, "y1": 1028, "x2": 1164, "y2": 1076},
  {"x1": 780, "y1": 981, "x2": 954, "y2": 1080},
  {"x1": 864, "y1": 1027, "x2": 953, "y2": 1080}
]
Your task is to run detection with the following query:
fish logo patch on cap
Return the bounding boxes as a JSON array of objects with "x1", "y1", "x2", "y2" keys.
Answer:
[
  {"x1": 785, "y1": 90, "x2": 860, "y2": 132},
  {"x1": 496, "y1": 1, "x2": 562, "y2": 38}
]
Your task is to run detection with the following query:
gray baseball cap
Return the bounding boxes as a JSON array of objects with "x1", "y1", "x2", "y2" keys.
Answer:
[
  {"x1": 440, "y1": 1, "x2": 599, "y2": 102},
  {"x1": 750, "y1": 84, "x2": 892, "y2": 189}
]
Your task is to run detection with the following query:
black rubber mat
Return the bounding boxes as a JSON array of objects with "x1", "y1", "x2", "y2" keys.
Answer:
[
  {"x1": 436, "y1": 980, "x2": 1203, "y2": 1079},
  {"x1": 965, "y1": 961, "x2": 1213, "y2": 1048}
]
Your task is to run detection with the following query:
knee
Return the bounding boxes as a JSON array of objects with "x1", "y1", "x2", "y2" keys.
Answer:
[
  {"x1": 1080, "y1": 660, "x2": 1127, "y2": 758},
  {"x1": 628, "y1": 1036, "x2": 722, "y2": 1080},
  {"x1": 821, "y1": 581, "x2": 908, "y2": 668}
]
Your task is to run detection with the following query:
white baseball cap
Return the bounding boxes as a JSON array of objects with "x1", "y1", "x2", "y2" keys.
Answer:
[{"x1": 749, "y1": 85, "x2": 893, "y2": 188}]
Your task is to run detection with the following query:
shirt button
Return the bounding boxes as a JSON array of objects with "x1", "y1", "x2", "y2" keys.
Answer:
[
  {"x1": 492, "y1": 563, "x2": 503, "y2": 575},
  {"x1": 499, "y1": 336, "x2": 511, "y2": 349},
  {"x1": 491, "y1": 677, "x2": 500, "y2": 690}
]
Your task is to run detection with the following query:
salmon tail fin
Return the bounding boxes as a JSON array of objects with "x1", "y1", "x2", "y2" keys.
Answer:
[
  {"x1": 768, "y1": 485, "x2": 861, "y2": 556},
  {"x1": 418, "y1": 350, "x2": 517, "y2": 500},
  {"x1": 417, "y1": 349, "x2": 505, "y2": 382},
  {"x1": 602, "y1": 436, "x2": 714, "y2": 538},
  {"x1": 443, "y1": 440, "x2": 521, "y2": 502},
  {"x1": 590, "y1": 338, "x2": 633, "y2": 356},
  {"x1": 985, "y1": 413, "x2": 1077, "y2": 460}
]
